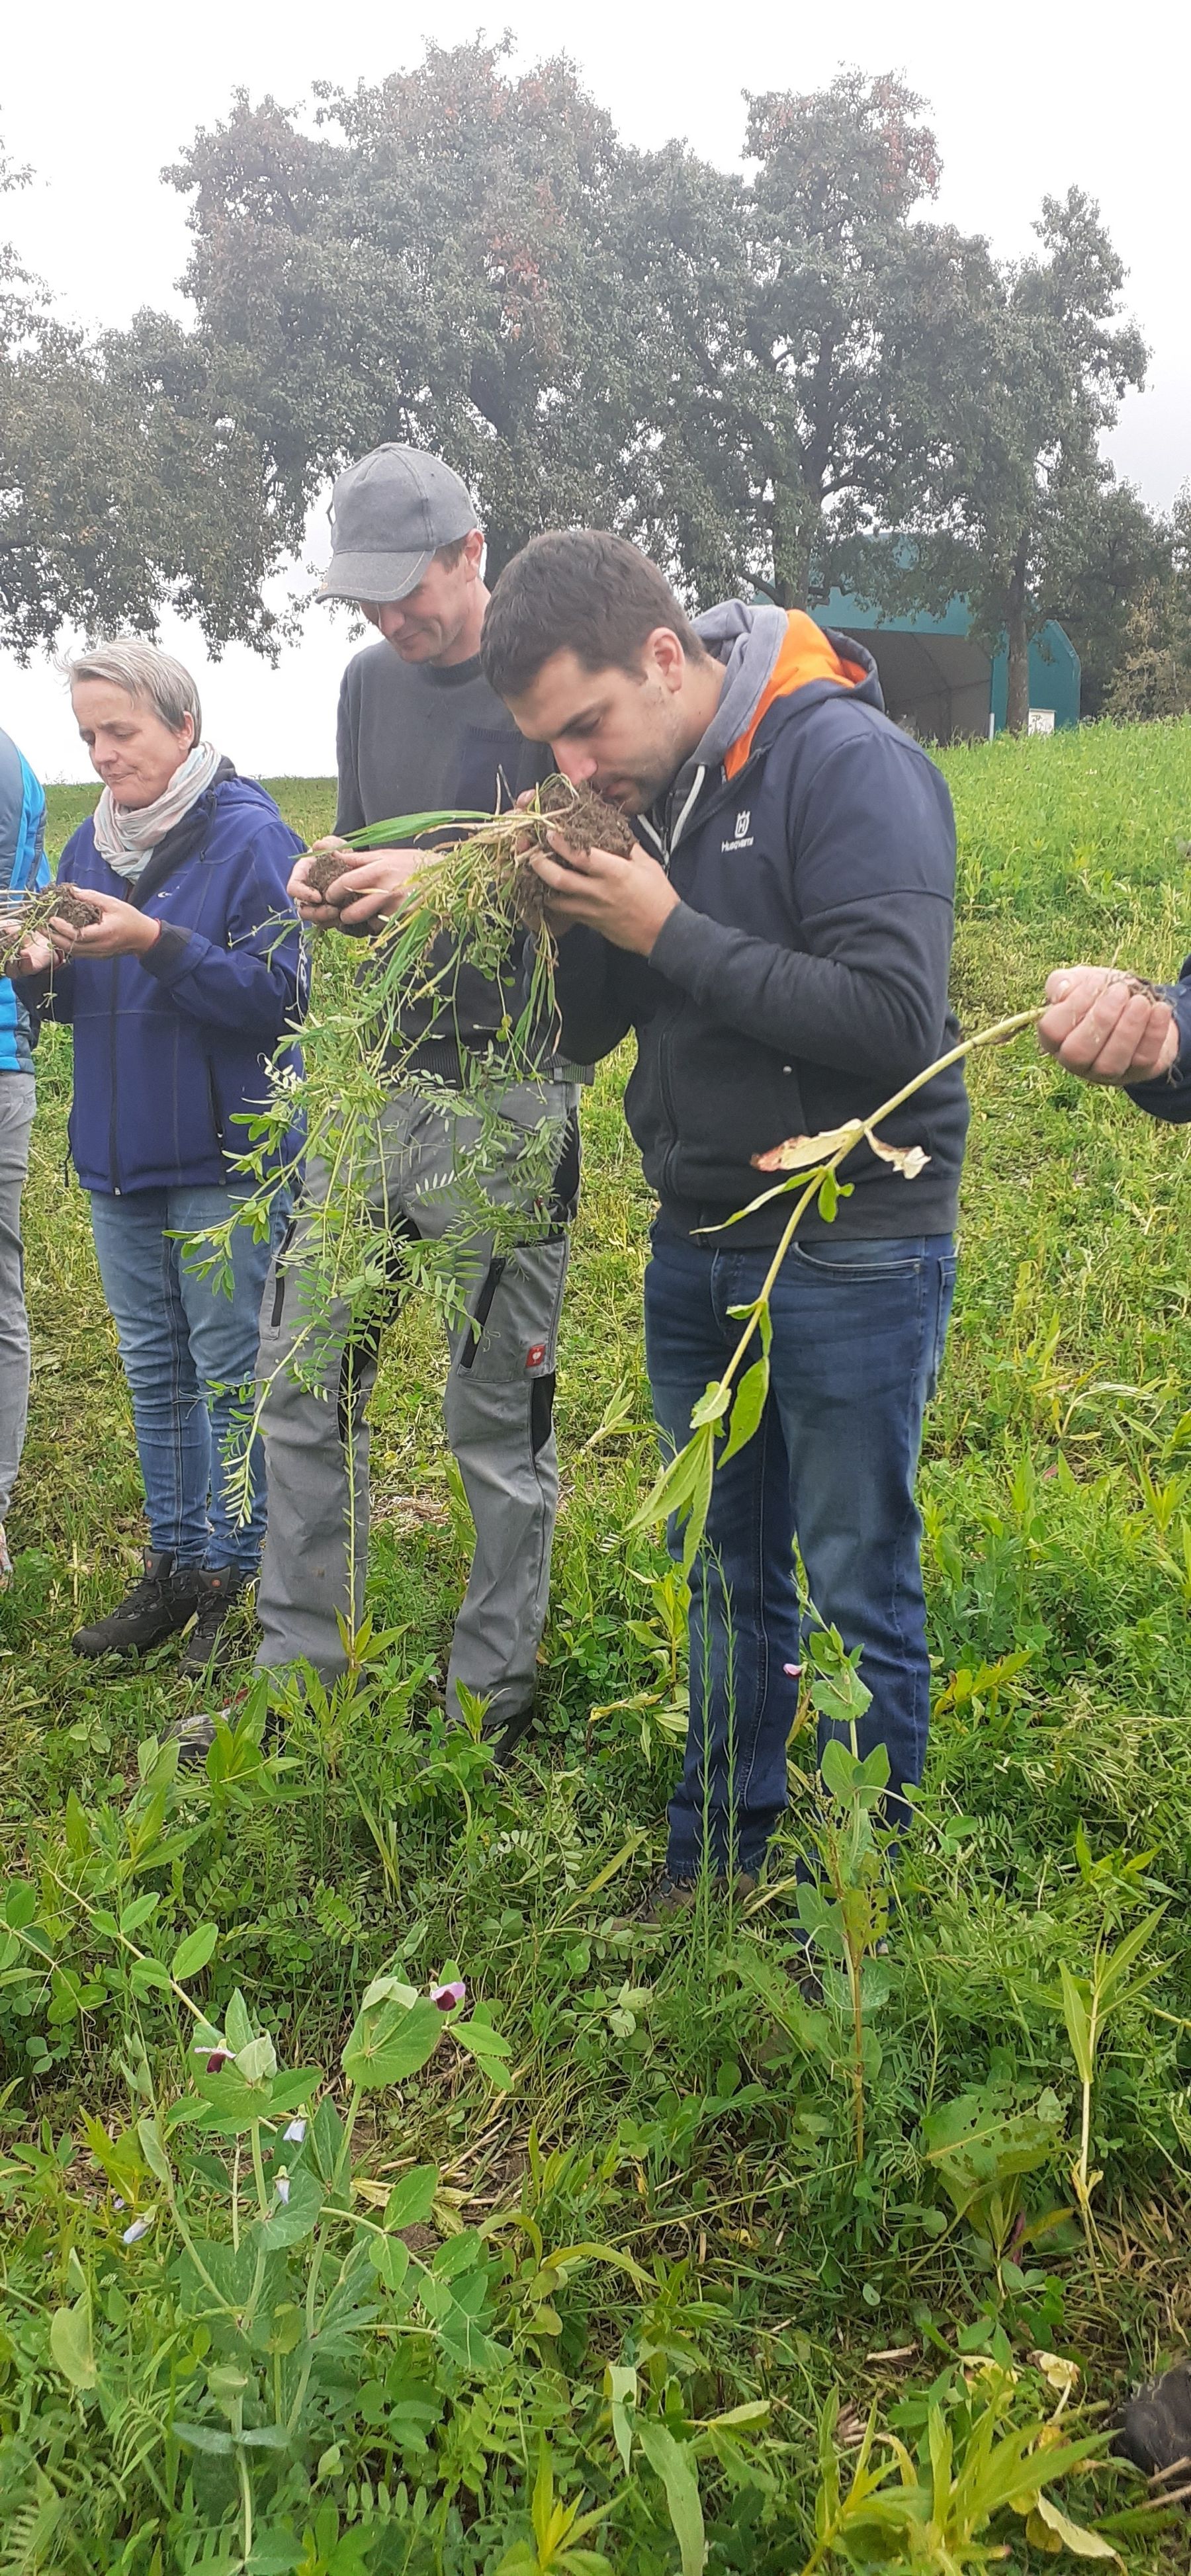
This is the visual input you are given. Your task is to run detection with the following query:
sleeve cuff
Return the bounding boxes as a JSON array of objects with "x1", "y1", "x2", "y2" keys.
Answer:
[
  {"x1": 138, "y1": 922, "x2": 197, "y2": 983},
  {"x1": 648, "y1": 900, "x2": 728, "y2": 994}
]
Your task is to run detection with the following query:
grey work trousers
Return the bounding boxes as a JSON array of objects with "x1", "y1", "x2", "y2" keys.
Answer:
[
  {"x1": 255, "y1": 1079, "x2": 574, "y2": 1723},
  {"x1": 0, "y1": 1074, "x2": 35, "y2": 1521}
]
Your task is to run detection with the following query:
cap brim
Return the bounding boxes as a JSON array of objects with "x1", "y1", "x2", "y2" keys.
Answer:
[{"x1": 318, "y1": 548, "x2": 433, "y2": 605}]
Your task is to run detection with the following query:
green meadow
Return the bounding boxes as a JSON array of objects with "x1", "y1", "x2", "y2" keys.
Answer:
[{"x1": 3, "y1": 720, "x2": 1191, "y2": 2572}]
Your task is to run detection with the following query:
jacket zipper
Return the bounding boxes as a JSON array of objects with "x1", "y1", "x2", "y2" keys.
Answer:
[
  {"x1": 644, "y1": 748, "x2": 768, "y2": 1203},
  {"x1": 107, "y1": 963, "x2": 122, "y2": 1193}
]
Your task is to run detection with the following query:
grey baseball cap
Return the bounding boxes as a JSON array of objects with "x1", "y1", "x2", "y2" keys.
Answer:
[{"x1": 318, "y1": 445, "x2": 479, "y2": 603}]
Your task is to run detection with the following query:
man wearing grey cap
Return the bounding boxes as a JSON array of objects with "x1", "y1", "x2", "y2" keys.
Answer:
[{"x1": 254, "y1": 445, "x2": 580, "y2": 1756}]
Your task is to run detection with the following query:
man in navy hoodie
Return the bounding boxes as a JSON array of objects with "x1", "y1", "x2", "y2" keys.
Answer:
[{"x1": 482, "y1": 532, "x2": 968, "y2": 1915}]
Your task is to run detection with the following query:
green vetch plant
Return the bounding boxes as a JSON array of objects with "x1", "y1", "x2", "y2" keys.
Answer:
[
  {"x1": 793, "y1": 1625, "x2": 895, "y2": 2167},
  {"x1": 1058, "y1": 1896, "x2": 1168, "y2": 2255},
  {"x1": 631, "y1": 1008, "x2": 1044, "y2": 1571}
]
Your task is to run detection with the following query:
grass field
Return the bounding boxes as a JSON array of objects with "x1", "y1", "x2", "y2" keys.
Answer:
[{"x1": 3, "y1": 720, "x2": 1191, "y2": 2571}]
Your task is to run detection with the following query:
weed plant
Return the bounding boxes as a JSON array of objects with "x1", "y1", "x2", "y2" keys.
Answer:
[{"x1": 1, "y1": 720, "x2": 1190, "y2": 2570}]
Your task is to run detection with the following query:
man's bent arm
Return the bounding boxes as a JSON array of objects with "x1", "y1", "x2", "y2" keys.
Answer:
[{"x1": 648, "y1": 730, "x2": 956, "y2": 1087}]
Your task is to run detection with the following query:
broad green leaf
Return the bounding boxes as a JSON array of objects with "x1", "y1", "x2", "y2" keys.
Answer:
[
  {"x1": 129, "y1": 1957, "x2": 173, "y2": 1996},
  {"x1": 136, "y1": 2116, "x2": 171, "y2": 2187},
  {"x1": 639, "y1": 2422, "x2": 704, "y2": 2576},
  {"x1": 171, "y1": 1923, "x2": 218, "y2": 1981},
  {"x1": 369, "y1": 2233, "x2": 411, "y2": 2294},
  {"x1": 719, "y1": 1353, "x2": 770, "y2": 1467},
  {"x1": 341, "y1": 1993, "x2": 443, "y2": 2089},
  {"x1": 821, "y1": 1738, "x2": 864, "y2": 1797},
  {"x1": 119, "y1": 1893, "x2": 159, "y2": 1936},
  {"x1": 236, "y1": 2033, "x2": 279, "y2": 2085},
  {"x1": 4, "y1": 1881, "x2": 37, "y2": 1929},
  {"x1": 452, "y1": 2017, "x2": 515, "y2": 2088},
  {"x1": 50, "y1": 2297, "x2": 95, "y2": 2391},
  {"x1": 689, "y1": 1377, "x2": 732, "y2": 1430},
  {"x1": 628, "y1": 1431, "x2": 709, "y2": 1535},
  {"x1": 173, "y1": 2421, "x2": 234, "y2": 2456},
  {"x1": 253, "y1": 2172, "x2": 324, "y2": 2250},
  {"x1": 384, "y1": 2165, "x2": 438, "y2": 2230},
  {"x1": 224, "y1": 1989, "x2": 254, "y2": 2053}
]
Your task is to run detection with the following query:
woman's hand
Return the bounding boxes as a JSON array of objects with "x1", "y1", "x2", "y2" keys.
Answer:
[
  {"x1": 289, "y1": 837, "x2": 424, "y2": 929},
  {"x1": 56, "y1": 890, "x2": 163, "y2": 960},
  {"x1": 0, "y1": 921, "x2": 55, "y2": 976}
]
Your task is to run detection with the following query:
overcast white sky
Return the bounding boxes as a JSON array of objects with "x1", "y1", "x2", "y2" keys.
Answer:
[{"x1": 3, "y1": 0, "x2": 1188, "y2": 781}]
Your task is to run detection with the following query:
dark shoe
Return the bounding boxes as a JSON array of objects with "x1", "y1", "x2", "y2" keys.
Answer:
[
  {"x1": 72, "y1": 1551, "x2": 200, "y2": 1659},
  {"x1": 178, "y1": 1567, "x2": 251, "y2": 1678},
  {"x1": 619, "y1": 1868, "x2": 758, "y2": 1930},
  {"x1": 1118, "y1": 2362, "x2": 1191, "y2": 2486},
  {"x1": 483, "y1": 1701, "x2": 535, "y2": 1767}
]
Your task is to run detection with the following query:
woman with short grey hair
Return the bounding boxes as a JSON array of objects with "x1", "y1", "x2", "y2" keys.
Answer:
[{"x1": 3, "y1": 638, "x2": 307, "y2": 1678}]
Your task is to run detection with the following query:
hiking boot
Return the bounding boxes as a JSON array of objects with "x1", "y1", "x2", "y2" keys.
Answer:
[
  {"x1": 619, "y1": 1868, "x2": 758, "y2": 1931},
  {"x1": 72, "y1": 1551, "x2": 200, "y2": 1659},
  {"x1": 1117, "y1": 2362, "x2": 1191, "y2": 2485},
  {"x1": 178, "y1": 1567, "x2": 252, "y2": 1678}
]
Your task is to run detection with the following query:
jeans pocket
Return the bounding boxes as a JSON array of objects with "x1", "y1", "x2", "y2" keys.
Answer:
[
  {"x1": 928, "y1": 1255, "x2": 958, "y2": 1399},
  {"x1": 790, "y1": 1238, "x2": 924, "y2": 1281}
]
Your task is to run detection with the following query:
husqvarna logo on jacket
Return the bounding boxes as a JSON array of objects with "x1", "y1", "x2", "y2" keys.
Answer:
[{"x1": 721, "y1": 808, "x2": 754, "y2": 852}]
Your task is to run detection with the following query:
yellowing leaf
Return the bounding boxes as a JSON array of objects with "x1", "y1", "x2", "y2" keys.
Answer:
[
  {"x1": 1028, "y1": 2493, "x2": 1121, "y2": 2562},
  {"x1": 865, "y1": 1133, "x2": 931, "y2": 1178},
  {"x1": 752, "y1": 1121, "x2": 864, "y2": 1172}
]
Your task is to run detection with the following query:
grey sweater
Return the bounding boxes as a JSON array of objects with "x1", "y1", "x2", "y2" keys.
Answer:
[{"x1": 335, "y1": 638, "x2": 551, "y2": 1055}]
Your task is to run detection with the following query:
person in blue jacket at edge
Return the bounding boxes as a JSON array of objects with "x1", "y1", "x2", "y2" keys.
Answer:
[
  {"x1": 1036, "y1": 960, "x2": 1191, "y2": 2480},
  {"x1": 1, "y1": 641, "x2": 306, "y2": 1676},
  {"x1": 0, "y1": 726, "x2": 50, "y2": 1588}
]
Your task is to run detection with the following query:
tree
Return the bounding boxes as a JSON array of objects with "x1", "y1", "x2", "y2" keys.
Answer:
[
  {"x1": 0, "y1": 136, "x2": 284, "y2": 658},
  {"x1": 164, "y1": 42, "x2": 693, "y2": 583},
  {"x1": 897, "y1": 190, "x2": 1147, "y2": 728},
  {"x1": 1045, "y1": 478, "x2": 1168, "y2": 718},
  {"x1": 157, "y1": 58, "x2": 1008, "y2": 620},
  {"x1": 1103, "y1": 484, "x2": 1191, "y2": 721}
]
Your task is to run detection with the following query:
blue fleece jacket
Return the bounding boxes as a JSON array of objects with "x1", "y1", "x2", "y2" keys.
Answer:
[
  {"x1": 0, "y1": 727, "x2": 50, "y2": 1075},
  {"x1": 28, "y1": 769, "x2": 306, "y2": 1195}
]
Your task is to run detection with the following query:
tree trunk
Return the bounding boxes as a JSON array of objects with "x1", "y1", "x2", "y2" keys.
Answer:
[
  {"x1": 771, "y1": 478, "x2": 816, "y2": 612},
  {"x1": 1004, "y1": 533, "x2": 1032, "y2": 735}
]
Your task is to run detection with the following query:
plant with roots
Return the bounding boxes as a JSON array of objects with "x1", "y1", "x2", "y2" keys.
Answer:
[{"x1": 186, "y1": 777, "x2": 633, "y2": 1524}]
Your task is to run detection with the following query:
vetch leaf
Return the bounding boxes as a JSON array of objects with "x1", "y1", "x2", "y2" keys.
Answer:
[
  {"x1": 171, "y1": 1924, "x2": 218, "y2": 1981},
  {"x1": 50, "y1": 2296, "x2": 95, "y2": 2391},
  {"x1": 719, "y1": 1354, "x2": 770, "y2": 1467},
  {"x1": 384, "y1": 2165, "x2": 439, "y2": 2230}
]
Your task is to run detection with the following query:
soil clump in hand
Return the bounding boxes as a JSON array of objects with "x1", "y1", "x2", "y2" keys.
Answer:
[
  {"x1": 511, "y1": 778, "x2": 637, "y2": 929},
  {"x1": 17, "y1": 884, "x2": 104, "y2": 937},
  {"x1": 302, "y1": 847, "x2": 356, "y2": 898}
]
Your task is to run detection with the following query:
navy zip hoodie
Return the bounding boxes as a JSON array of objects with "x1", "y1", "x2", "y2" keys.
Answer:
[
  {"x1": 553, "y1": 605, "x2": 969, "y2": 1245},
  {"x1": 22, "y1": 769, "x2": 306, "y2": 1195}
]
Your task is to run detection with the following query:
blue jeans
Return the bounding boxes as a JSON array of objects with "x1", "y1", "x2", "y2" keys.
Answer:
[
  {"x1": 89, "y1": 1184, "x2": 290, "y2": 1576},
  {"x1": 644, "y1": 1227, "x2": 957, "y2": 1879}
]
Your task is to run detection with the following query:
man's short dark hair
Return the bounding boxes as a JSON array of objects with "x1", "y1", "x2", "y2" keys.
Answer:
[{"x1": 481, "y1": 531, "x2": 707, "y2": 701}]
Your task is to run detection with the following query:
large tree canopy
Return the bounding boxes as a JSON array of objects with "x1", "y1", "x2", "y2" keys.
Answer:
[{"x1": 0, "y1": 51, "x2": 1158, "y2": 724}]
